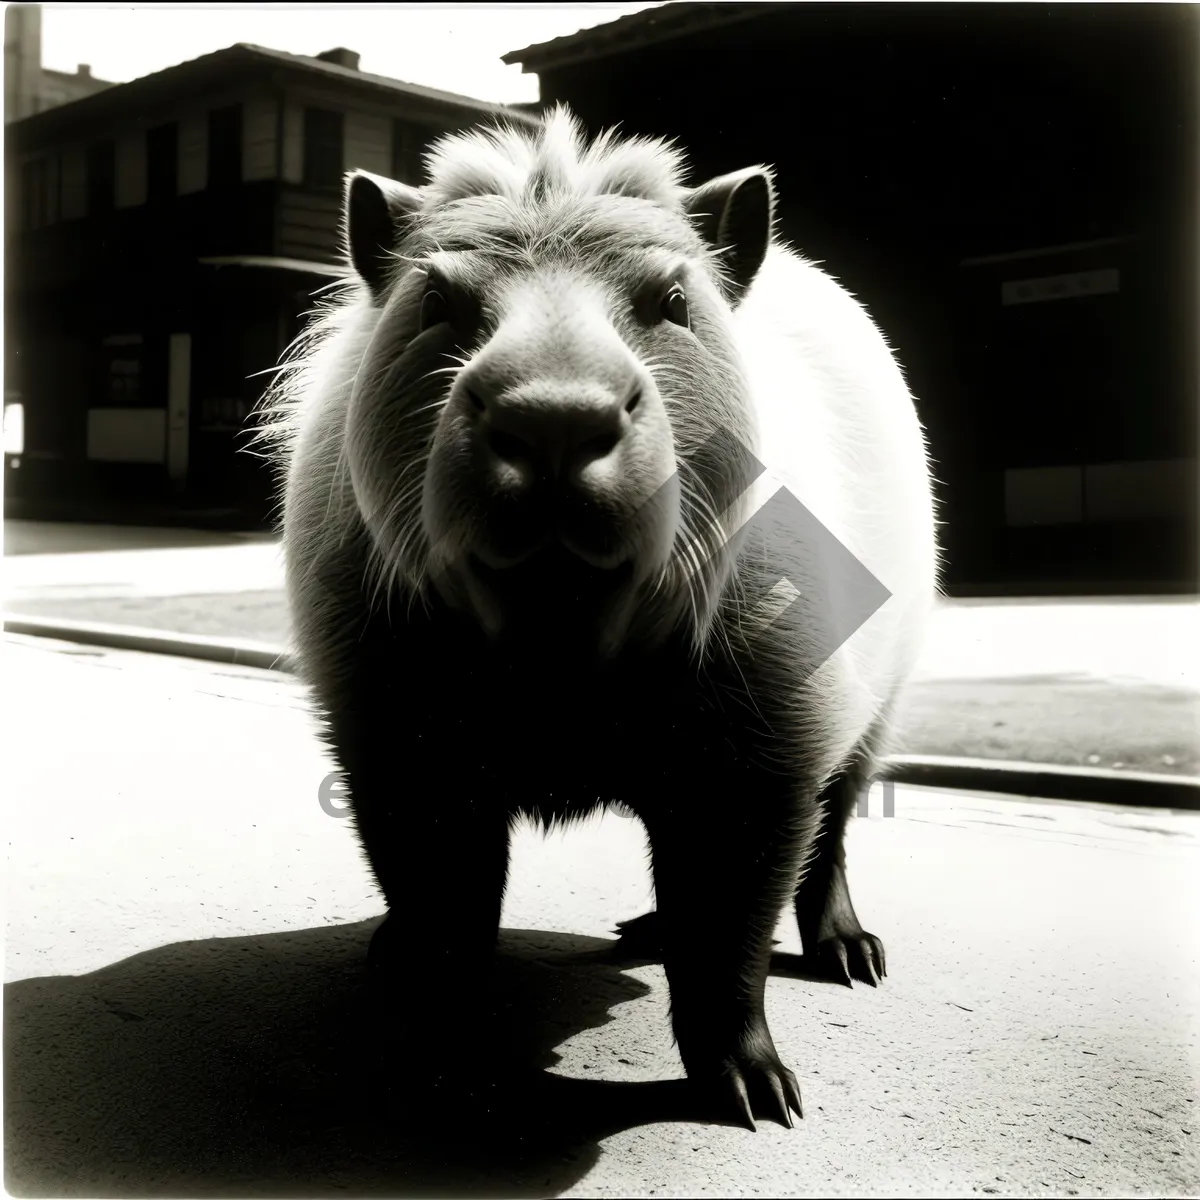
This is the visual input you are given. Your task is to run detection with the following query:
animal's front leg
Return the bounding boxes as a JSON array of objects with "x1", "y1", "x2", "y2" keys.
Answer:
[
  {"x1": 644, "y1": 790, "x2": 811, "y2": 1131},
  {"x1": 349, "y1": 762, "x2": 512, "y2": 1076},
  {"x1": 794, "y1": 745, "x2": 888, "y2": 987}
]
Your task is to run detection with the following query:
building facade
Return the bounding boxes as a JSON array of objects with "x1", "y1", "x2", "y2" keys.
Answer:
[
  {"x1": 506, "y1": 2, "x2": 1199, "y2": 594},
  {"x1": 4, "y1": 42, "x2": 535, "y2": 526}
]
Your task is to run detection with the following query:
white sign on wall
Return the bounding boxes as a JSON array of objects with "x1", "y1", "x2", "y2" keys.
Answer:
[
  {"x1": 87, "y1": 408, "x2": 166, "y2": 464},
  {"x1": 1001, "y1": 268, "x2": 1120, "y2": 306}
]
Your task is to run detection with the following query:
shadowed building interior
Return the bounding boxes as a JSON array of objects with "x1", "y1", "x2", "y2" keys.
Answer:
[{"x1": 505, "y1": 1, "x2": 1199, "y2": 595}]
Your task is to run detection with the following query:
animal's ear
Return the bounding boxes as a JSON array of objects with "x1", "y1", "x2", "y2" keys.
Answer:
[
  {"x1": 684, "y1": 166, "x2": 776, "y2": 304},
  {"x1": 346, "y1": 170, "x2": 425, "y2": 299}
]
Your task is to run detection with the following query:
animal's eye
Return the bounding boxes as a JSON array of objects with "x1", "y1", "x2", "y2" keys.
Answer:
[
  {"x1": 660, "y1": 285, "x2": 690, "y2": 329},
  {"x1": 420, "y1": 282, "x2": 450, "y2": 333}
]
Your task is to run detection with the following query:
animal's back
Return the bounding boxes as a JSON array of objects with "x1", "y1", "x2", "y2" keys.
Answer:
[{"x1": 729, "y1": 243, "x2": 938, "y2": 748}]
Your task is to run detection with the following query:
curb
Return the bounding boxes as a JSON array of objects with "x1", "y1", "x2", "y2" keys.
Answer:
[
  {"x1": 884, "y1": 754, "x2": 1200, "y2": 812},
  {"x1": 6, "y1": 613, "x2": 1199, "y2": 812},
  {"x1": 3, "y1": 614, "x2": 293, "y2": 674}
]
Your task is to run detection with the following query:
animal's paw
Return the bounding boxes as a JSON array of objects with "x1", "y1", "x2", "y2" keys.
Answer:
[
  {"x1": 704, "y1": 1045, "x2": 803, "y2": 1132},
  {"x1": 812, "y1": 929, "x2": 886, "y2": 988},
  {"x1": 685, "y1": 1019, "x2": 803, "y2": 1132}
]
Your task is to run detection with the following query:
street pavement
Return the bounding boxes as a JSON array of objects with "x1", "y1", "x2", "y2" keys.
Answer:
[
  {"x1": 3, "y1": 632, "x2": 1198, "y2": 1196},
  {"x1": 3, "y1": 522, "x2": 286, "y2": 601}
]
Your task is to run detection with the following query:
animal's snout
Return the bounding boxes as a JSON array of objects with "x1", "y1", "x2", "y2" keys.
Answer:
[
  {"x1": 423, "y1": 291, "x2": 680, "y2": 596},
  {"x1": 464, "y1": 374, "x2": 642, "y2": 482}
]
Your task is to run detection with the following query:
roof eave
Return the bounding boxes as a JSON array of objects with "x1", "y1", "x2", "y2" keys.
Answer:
[
  {"x1": 245, "y1": 44, "x2": 539, "y2": 124},
  {"x1": 265, "y1": 60, "x2": 535, "y2": 127},
  {"x1": 7, "y1": 44, "x2": 538, "y2": 153},
  {"x1": 5, "y1": 46, "x2": 262, "y2": 149},
  {"x1": 501, "y1": 2, "x2": 774, "y2": 74}
]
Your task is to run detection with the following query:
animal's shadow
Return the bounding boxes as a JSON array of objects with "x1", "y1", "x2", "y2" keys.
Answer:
[{"x1": 4, "y1": 917, "x2": 840, "y2": 1197}]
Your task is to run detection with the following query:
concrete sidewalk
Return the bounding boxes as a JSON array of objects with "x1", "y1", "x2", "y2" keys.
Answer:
[
  {"x1": 4, "y1": 632, "x2": 1198, "y2": 1196},
  {"x1": 3, "y1": 525, "x2": 286, "y2": 600}
]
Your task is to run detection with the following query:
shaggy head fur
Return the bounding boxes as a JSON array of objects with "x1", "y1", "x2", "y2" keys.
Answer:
[{"x1": 256, "y1": 106, "x2": 778, "y2": 659}]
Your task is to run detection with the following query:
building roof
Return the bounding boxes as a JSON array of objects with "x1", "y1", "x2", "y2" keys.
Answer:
[
  {"x1": 8, "y1": 41, "x2": 537, "y2": 149},
  {"x1": 502, "y1": 2, "x2": 775, "y2": 73},
  {"x1": 42, "y1": 65, "x2": 115, "y2": 89},
  {"x1": 235, "y1": 43, "x2": 529, "y2": 119}
]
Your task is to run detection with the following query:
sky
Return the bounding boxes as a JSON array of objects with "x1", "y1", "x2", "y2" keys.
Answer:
[{"x1": 38, "y1": 2, "x2": 664, "y2": 104}]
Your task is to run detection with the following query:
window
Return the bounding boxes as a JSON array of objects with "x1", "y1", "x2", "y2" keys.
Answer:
[
  {"x1": 208, "y1": 104, "x2": 243, "y2": 188},
  {"x1": 146, "y1": 121, "x2": 179, "y2": 204},
  {"x1": 86, "y1": 140, "x2": 115, "y2": 214},
  {"x1": 303, "y1": 107, "x2": 344, "y2": 189},
  {"x1": 391, "y1": 120, "x2": 430, "y2": 185},
  {"x1": 20, "y1": 158, "x2": 51, "y2": 229}
]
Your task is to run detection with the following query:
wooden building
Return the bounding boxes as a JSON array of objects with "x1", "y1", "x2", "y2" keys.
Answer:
[
  {"x1": 506, "y1": 2, "x2": 1199, "y2": 594},
  {"x1": 3, "y1": 42, "x2": 535, "y2": 526}
]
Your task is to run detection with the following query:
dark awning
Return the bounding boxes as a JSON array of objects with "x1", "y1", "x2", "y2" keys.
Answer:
[{"x1": 197, "y1": 256, "x2": 349, "y2": 280}]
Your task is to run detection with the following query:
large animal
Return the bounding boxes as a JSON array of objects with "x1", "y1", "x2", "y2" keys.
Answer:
[{"x1": 257, "y1": 106, "x2": 939, "y2": 1131}]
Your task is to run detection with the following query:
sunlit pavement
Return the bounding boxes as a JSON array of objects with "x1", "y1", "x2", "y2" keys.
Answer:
[
  {"x1": 912, "y1": 597, "x2": 1199, "y2": 690},
  {"x1": 3, "y1": 521, "x2": 286, "y2": 600},
  {"x1": 4, "y1": 632, "x2": 1198, "y2": 1196}
]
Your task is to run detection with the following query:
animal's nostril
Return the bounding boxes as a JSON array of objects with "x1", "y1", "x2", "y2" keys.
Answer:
[
  {"x1": 487, "y1": 429, "x2": 532, "y2": 461},
  {"x1": 625, "y1": 389, "x2": 642, "y2": 415},
  {"x1": 579, "y1": 431, "x2": 620, "y2": 461},
  {"x1": 467, "y1": 389, "x2": 487, "y2": 413}
]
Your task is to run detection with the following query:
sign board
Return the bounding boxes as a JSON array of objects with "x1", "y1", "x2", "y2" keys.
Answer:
[
  {"x1": 1001, "y1": 269, "x2": 1120, "y2": 306},
  {"x1": 87, "y1": 408, "x2": 166, "y2": 464},
  {"x1": 100, "y1": 334, "x2": 144, "y2": 407}
]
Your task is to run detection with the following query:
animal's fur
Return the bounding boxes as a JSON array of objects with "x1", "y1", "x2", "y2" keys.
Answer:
[{"x1": 255, "y1": 105, "x2": 939, "y2": 1128}]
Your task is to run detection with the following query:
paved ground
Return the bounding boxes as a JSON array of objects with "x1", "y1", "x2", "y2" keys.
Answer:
[
  {"x1": 3, "y1": 632, "x2": 1199, "y2": 1196},
  {"x1": 5, "y1": 520, "x2": 1199, "y2": 776}
]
